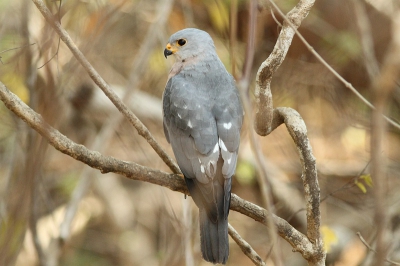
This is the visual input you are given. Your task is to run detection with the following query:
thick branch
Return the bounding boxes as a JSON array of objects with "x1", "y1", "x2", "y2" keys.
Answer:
[
  {"x1": 0, "y1": 81, "x2": 317, "y2": 262},
  {"x1": 30, "y1": 0, "x2": 180, "y2": 174}
]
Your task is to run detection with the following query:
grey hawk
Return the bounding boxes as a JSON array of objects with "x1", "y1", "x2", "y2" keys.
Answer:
[{"x1": 163, "y1": 28, "x2": 243, "y2": 264}]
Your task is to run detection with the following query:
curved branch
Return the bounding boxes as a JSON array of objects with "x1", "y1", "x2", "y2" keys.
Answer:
[
  {"x1": 274, "y1": 108, "x2": 322, "y2": 253},
  {"x1": 255, "y1": 0, "x2": 315, "y2": 136},
  {"x1": 30, "y1": 0, "x2": 180, "y2": 174}
]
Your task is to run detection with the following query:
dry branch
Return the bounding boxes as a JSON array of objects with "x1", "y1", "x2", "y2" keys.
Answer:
[
  {"x1": 228, "y1": 224, "x2": 266, "y2": 266},
  {"x1": 255, "y1": 0, "x2": 316, "y2": 136}
]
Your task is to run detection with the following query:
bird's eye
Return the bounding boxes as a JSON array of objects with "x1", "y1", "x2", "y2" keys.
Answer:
[{"x1": 177, "y1": 39, "x2": 187, "y2": 46}]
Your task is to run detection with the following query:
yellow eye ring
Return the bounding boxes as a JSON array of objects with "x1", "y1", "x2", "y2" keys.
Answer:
[{"x1": 177, "y1": 39, "x2": 187, "y2": 46}]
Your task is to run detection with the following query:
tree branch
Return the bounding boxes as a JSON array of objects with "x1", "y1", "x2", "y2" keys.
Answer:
[
  {"x1": 356, "y1": 232, "x2": 400, "y2": 266},
  {"x1": 30, "y1": 0, "x2": 180, "y2": 174},
  {"x1": 228, "y1": 224, "x2": 266, "y2": 266},
  {"x1": 255, "y1": 0, "x2": 315, "y2": 136}
]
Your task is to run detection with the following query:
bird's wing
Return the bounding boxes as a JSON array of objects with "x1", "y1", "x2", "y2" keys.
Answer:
[
  {"x1": 163, "y1": 76, "x2": 242, "y2": 221},
  {"x1": 213, "y1": 84, "x2": 243, "y2": 217},
  {"x1": 214, "y1": 81, "x2": 243, "y2": 178}
]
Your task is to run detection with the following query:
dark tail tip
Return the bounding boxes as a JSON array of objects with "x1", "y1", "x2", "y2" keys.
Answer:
[{"x1": 199, "y1": 210, "x2": 229, "y2": 264}]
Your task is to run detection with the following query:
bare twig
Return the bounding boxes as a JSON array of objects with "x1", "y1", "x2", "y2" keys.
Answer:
[
  {"x1": 320, "y1": 161, "x2": 371, "y2": 203},
  {"x1": 352, "y1": 0, "x2": 379, "y2": 80},
  {"x1": 31, "y1": 0, "x2": 180, "y2": 174},
  {"x1": 37, "y1": 37, "x2": 60, "y2": 70},
  {"x1": 0, "y1": 43, "x2": 36, "y2": 65},
  {"x1": 264, "y1": 0, "x2": 400, "y2": 131},
  {"x1": 0, "y1": 80, "x2": 319, "y2": 264},
  {"x1": 369, "y1": 8, "x2": 400, "y2": 265},
  {"x1": 237, "y1": 0, "x2": 282, "y2": 264},
  {"x1": 238, "y1": 86, "x2": 281, "y2": 263},
  {"x1": 229, "y1": 0, "x2": 238, "y2": 78},
  {"x1": 228, "y1": 224, "x2": 266, "y2": 266},
  {"x1": 241, "y1": 0, "x2": 257, "y2": 86},
  {"x1": 0, "y1": 43, "x2": 36, "y2": 55},
  {"x1": 356, "y1": 232, "x2": 400, "y2": 266},
  {"x1": 255, "y1": 0, "x2": 316, "y2": 136}
]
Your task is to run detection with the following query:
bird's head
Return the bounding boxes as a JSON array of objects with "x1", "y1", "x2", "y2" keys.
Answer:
[{"x1": 164, "y1": 28, "x2": 215, "y2": 61}]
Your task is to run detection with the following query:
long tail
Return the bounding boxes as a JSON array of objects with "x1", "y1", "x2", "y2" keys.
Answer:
[{"x1": 199, "y1": 208, "x2": 229, "y2": 264}]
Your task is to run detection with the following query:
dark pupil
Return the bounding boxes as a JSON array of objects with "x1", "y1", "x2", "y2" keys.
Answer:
[{"x1": 178, "y1": 39, "x2": 186, "y2": 46}]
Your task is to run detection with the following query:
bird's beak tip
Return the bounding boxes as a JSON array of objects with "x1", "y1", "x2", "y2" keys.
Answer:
[
  {"x1": 164, "y1": 43, "x2": 175, "y2": 59},
  {"x1": 164, "y1": 48, "x2": 173, "y2": 59}
]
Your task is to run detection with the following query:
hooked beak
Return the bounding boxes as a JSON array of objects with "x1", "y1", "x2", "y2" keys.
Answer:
[{"x1": 164, "y1": 43, "x2": 177, "y2": 58}]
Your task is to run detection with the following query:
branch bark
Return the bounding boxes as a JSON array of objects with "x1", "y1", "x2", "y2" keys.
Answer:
[
  {"x1": 255, "y1": 0, "x2": 316, "y2": 136},
  {"x1": 228, "y1": 224, "x2": 266, "y2": 266}
]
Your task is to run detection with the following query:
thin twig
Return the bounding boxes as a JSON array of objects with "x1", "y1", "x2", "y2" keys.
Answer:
[
  {"x1": 352, "y1": 0, "x2": 379, "y2": 80},
  {"x1": 0, "y1": 43, "x2": 36, "y2": 65},
  {"x1": 265, "y1": 0, "x2": 400, "y2": 131},
  {"x1": 356, "y1": 232, "x2": 400, "y2": 266},
  {"x1": 228, "y1": 224, "x2": 266, "y2": 266},
  {"x1": 0, "y1": 43, "x2": 36, "y2": 55},
  {"x1": 37, "y1": 40, "x2": 59, "y2": 70},
  {"x1": 241, "y1": 0, "x2": 257, "y2": 86},
  {"x1": 237, "y1": 0, "x2": 282, "y2": 264},
  {"x1": 369, "y1": 8, "x2": 400, "y2": 265},
  {"x1": 320, "y1": 160, "x2": 371, "y2": 203}
]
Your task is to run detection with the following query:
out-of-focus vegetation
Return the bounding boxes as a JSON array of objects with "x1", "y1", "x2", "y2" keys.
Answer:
[{"x1": 0, "y1": 0, "x2": 399, "y2": 265}]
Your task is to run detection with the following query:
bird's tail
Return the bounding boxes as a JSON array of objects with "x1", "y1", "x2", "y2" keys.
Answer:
[{"x1": 199, "y1": 208, "x2": 229, "y2": 264}]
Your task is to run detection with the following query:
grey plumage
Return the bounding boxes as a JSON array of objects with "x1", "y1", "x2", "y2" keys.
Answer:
[{"x1": 163, "y1": 28, "x2": 243, "y2": 264}]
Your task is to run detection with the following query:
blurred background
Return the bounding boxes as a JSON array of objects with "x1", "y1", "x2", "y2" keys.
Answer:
[{"x1": 0, "y1": 0, "x2": 399, "y2": 265}]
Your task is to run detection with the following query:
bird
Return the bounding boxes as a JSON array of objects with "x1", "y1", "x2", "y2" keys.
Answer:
[{"x1": 162, "y1": 28, "x2": 243, "y2": 264}]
